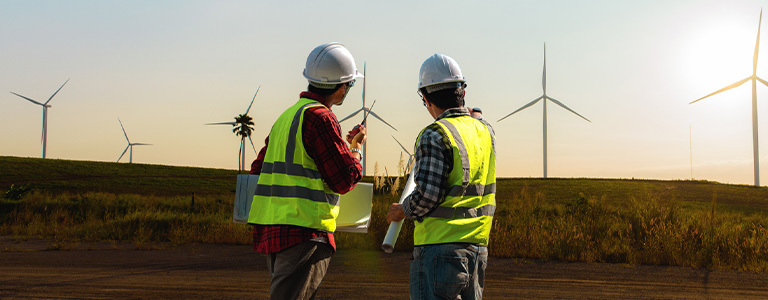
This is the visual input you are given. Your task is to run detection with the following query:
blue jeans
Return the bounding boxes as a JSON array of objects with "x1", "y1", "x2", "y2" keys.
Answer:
[{"x1": 410, "y1": 243, "x2": 488, "y2": 300}]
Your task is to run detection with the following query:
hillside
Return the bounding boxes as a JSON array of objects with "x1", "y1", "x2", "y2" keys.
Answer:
[
  {"x1": 3, "y1": 156, "x2": 768, "y2": 270},
  {"x1": 3, "y1": 156, "x2": 767, "y2": 208},
  {"x1": 0, "y1": 156, "x2": 238, "y2": 196}
]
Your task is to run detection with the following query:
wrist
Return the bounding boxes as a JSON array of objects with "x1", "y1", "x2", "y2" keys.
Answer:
[{"x1": 350, "y1": 147, "x2": 363, "y2": 159}]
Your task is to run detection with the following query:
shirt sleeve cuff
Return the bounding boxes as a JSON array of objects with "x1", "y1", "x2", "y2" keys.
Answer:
[{"x1": 402, "y1": 198, "x2": 422, "y2": 222}]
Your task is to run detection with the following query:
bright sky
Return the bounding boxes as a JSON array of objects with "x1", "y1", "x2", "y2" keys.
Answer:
[{"x1": 3, "y1": 0, "x2": 768, "y2": 186}]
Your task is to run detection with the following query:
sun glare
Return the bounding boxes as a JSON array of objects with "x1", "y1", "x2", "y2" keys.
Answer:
[{"x1": 680, "y1": 16, "x2": 760, "y2": 92}]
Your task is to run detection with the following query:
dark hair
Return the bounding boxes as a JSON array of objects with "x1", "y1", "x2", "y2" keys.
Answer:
[
  {"x1": 420, "y1": 86, "x2": 465, "y2": 109},
  {"x1": 307, "y1": 83, "x2": 343, "y2": 96}
]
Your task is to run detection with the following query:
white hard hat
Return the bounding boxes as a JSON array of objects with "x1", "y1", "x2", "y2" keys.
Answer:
[
  {"x1": 303, "y1": 42, "x2": 363, "y2": 89},
  {"x1": 418, "y1": 53, "x2": 466, "y2": 93}
]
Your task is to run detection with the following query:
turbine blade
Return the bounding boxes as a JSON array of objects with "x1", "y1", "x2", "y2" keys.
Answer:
[
  {"x1": 361, "y1": 100, "x2": 376, "y2": 125},
  {"x1": 132, "y1": 143, "x2": 152, "y2": 146},
  {"x1": 689, "y1": 76, "x2": 751, "y2": 104},
  {"x1": 391, "y1": 135, "x2": 412, "y2": 156},
  {"x1": 244, "y1": 85, "x2": 261, "y2": 115},
  {"x1": 338, "y1": 108, "x2": 363, "y2": 123},
  {"x1": 45, "y1": 78, "x2": 70, "y2": 105},
  {"x1": 206, "y1": 122, "x2": 237, "y2": 125},
  {"x1": 367, "y1": 110, "x2": 398, "y2": 131},
  {"x1": 757, "y1": 76, "x2": 768, "y2": 87},
  {"x1": 248, "y1": 135, "x2": 258, "y2": 155},
  {"x1": 547, "y1": 96, "x2": 591, "y2": 122},
  {"x1": 542, "y1": 43, "x2": 547, "y2": 93},
  {"x1": 362, "y1": 63, "x2": 366, "y2": 107},
  {"x1": 118, "y1": 146, "x2": 129, "y2": 162},
  {"x1": 10, "y1": 92, "x2": 44, "y2": 106},
  {"x1": 755, "y1": 9, "x2": 763, "y2": 75},
  {"x1": 497, "y1": 96, "x2": 544, "y2": 122},
  {"x1": 118, "y1": 118, "x2": 130, "y2": 143}
]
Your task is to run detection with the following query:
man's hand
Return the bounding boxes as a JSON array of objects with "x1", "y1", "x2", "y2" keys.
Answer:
[
  {"x1": 386, "y1": 203, "x2": 406, "y2": 223},
  {"x1": 346, "y1": 125, "x2": 367, "y2": 148}
]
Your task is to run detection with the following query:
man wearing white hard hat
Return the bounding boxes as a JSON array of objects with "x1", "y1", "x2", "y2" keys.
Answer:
[
  {"x1": 248, "y1": 42, "x2": 367, "y2": 299},
  {"x1": 387, "y1": 53, "x2": 496, "y2": 299}
]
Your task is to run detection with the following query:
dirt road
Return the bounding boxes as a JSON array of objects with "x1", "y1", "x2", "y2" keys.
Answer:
[{"x1": 1, "y1": 241, "x2": 766, "y2": 299}]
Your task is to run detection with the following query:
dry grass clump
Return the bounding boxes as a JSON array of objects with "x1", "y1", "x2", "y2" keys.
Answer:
[{"x1": 489, "y1": 185, "x2": 768, "y2": 271}]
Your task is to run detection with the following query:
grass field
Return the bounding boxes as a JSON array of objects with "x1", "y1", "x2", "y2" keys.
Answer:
[{"x1": 2, "y1": 156, "x2": 767, "y2": 271}]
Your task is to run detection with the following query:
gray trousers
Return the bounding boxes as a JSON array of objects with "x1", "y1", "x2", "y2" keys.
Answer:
[{"x1": 266, "y1": 241, "x2": 333, "y2": 300}]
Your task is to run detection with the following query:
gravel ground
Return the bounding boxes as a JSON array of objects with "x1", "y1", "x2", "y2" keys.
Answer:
[{"x1": 1, "y1": 239, "x2": 767, "y2": 299}]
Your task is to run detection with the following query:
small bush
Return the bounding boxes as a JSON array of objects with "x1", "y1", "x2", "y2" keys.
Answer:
[{"x1": 3, "y1": 183, "x2": 32, "y2": 200}]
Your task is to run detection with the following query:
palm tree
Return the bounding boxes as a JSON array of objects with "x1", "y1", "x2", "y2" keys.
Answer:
[
  {"x1": 206, "y1": 86, "x2": 261, "y2": 172},
  {"x1": 233, "y1": 113, "x2": 256, "y2": 172}
]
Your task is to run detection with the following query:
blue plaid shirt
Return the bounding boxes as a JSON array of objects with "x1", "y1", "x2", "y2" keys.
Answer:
[{"x1": 403, "y1": 107, "x2": 470, "y2": 222}]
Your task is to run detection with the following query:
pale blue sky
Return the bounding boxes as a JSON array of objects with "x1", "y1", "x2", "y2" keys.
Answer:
[{"x1": 3, "y1": 0, "x2": 768, "y2": 185}]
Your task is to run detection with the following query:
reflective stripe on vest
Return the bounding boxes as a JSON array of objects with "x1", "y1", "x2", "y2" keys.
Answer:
[
  {"x1": 248, "y1": 99, "x2": 340, "y2": 232},
  {"x1": 414, "y1": 115, "x2": 496, "y2": 246}
]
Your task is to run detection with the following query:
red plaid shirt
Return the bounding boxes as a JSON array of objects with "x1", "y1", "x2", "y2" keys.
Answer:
[{"x1": 249, "y1": 91, "x2": 363, "y2": 254}]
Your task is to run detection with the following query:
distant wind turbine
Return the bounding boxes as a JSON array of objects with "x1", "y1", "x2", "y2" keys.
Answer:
[
  {"x1": 392, "y1": 135, "x2": 414, "y2": 171},
  {"x1": 9, "y1": 78, "x2": 70, "y2": 158},
  {"x1": 339, "y1": 63, "x2": 397, "y2": 175},
  {"x1": 207, "y1": 86, "x2": 260, "y2": 172},
  {"x1": 690, "y1": 9, "x2": 767, "y2": 186},
  {"x1": 117, "y1": 118, "x2": 152, "y2": 163},
  {"x1": 497, "y1": 44, "x2": 591, "y2": 178}
]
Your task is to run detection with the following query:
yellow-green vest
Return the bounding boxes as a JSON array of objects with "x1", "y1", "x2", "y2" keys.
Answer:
[
  {"x1": 247, "y1": 98, "x2": 341, "y2": 232},
  {"x1": 414, "y1": 115, "x2": 496, "y2": 246}
]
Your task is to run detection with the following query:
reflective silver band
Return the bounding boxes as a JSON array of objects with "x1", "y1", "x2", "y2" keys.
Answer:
[
  {"x1": 255, "y1": 184, "x2": 340, "y2": 206},
  {"x1": 285, "y1": 102, "x2": 321, "y2": 164},
  {"x1": 428, "y1": 204, "x2": 496, "y2": 219},
  {"x1": 447, "y1": 183, "x2": 496, "y2": 197},
  {"x1": 437, "y1": 119, "x2": 470, "y2": 186},
  {"x1": 477, "y1": 118, "x2": 496, "y2": 154},
  {"x1": 260, "y1": 161, "x2": 323, "y2": 180}
]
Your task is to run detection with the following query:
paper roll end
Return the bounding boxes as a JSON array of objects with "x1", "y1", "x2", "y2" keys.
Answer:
[{"x1": 381, "y1": 244, "x2": 394, "y2": 253}]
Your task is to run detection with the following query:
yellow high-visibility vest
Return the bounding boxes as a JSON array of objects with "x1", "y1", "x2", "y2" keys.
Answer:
[
  {"x1": 414, "y1": 115, "x2": 496, "y2": 245},
  {"x1": 248, "y1": 98, "x2": 340, "y2": 232}
]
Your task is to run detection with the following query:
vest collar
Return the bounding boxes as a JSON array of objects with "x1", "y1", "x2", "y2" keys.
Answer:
[
  {"x1": 436, "y1": 107, "x2": 470, "y2": 121},
  {"x1": 300, "y1": 91, "x2": 332, "y2": 109}
]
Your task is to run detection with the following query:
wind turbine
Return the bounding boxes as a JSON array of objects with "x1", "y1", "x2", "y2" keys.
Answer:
[
  {"x1": 392, "y1": 135, "x2": 414, "y2": 172},
  {"x1": 117, "y1": 118, "x2": 152, "y2": 163},
  {"x1": 497, "y1": 44, "x2": 591, "y2": 178},
  {"x1": 207, "y1": 86, "x2": 260, "y2": 172},
  {"x1": 690, "y1": 9, "x2": 768, "y2": 186},
  {"x1": 9, "y1": 78, "x2": 70, "y2": 158},
  {"x1": 339, "y1": 63, "x2": 398, "y2": 175}
]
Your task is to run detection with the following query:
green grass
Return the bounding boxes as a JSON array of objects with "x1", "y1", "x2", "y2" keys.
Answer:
[
  {"x1": 0, "y1": 156, "x2": 238, "y2": 195},
  {"x1": 2, "y1": 156, "x2": 768, "y2": 271}
]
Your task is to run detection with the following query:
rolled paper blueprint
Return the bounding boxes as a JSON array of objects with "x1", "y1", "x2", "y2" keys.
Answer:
[{"x1": 381, "y1": 165, "x2": 416, "y2": 253}]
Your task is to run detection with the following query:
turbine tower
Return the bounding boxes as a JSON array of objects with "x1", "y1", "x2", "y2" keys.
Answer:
[
  {"x1": 498, "y1": 44, "x2": 591, "y2": 178},
  {"x1": 690, "y1": 9, "x2": 768, "y2": 186},
  {"x1": 9, "y1": 79, "x2": 70, "y2": 158},
  {"x1": 339, "y1": 63, "x2": 398, "y2": 175},
  {"x1": 117, "y1": 118, "x2": 152, "y2": 163},
  {"x1": 207, "y1": 87, "x2": 260, "y2": 172}
]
